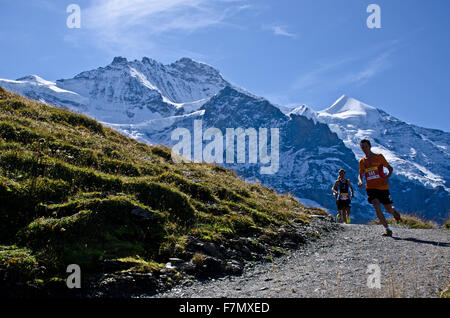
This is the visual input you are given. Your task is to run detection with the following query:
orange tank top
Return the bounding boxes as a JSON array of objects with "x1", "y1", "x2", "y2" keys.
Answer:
[{"x1": 359, "y1": 153, "x2": 390, "y2": 190}]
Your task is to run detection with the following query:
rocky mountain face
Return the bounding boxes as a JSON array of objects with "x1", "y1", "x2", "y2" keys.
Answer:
[
  {"x1": 1, "y1": 57, "x2": 448, "y2": 223},
  {"x1": 132, "y1": 85, "x2": 369, "y2": 220}
]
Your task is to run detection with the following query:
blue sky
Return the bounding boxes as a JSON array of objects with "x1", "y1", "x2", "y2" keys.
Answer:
[{"x1": 0, "y1": 0, "x2": 449, "y2": 132}]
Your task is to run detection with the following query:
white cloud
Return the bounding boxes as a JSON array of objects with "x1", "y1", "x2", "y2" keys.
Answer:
[
  {"x1": 263, "y1": 24, "x2": 296, "y2": 38},
  {"x1": 292, "y1": 57, "x2": 357, "y2": 91},
  {"x1": 75, "y1": 0, "x2": 250, "y2": 58},
  {"x1": 85, "y1": 0, "x2": 223, "y2": 34},
  {"x1": 342, "y1": 50, "x2": 393, "y2": 85},
  {"x1": 270, "y1": 25, "x2": 296, "y2": 38},
  {"x1": 292, "y1": 46, "x2": 397, "y2": 94}
]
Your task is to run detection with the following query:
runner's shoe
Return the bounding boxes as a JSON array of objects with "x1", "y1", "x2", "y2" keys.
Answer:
[{"x1": 382, "y1": 228, "x2": 393, "y2": 237}]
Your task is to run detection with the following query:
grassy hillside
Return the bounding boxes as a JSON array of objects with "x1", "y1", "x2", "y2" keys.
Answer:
[{"x1": 0, "y1": 87, "x2": 328, "y2": 296}]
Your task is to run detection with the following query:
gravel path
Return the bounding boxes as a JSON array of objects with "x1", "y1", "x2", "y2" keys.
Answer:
[{"x1": 154, "y1": 224, "x2": 450, "y2": 298}]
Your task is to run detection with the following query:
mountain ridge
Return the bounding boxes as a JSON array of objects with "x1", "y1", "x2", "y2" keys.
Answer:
[{"x1": 0, "y1": 56, "x2": 448, "y2": 223}]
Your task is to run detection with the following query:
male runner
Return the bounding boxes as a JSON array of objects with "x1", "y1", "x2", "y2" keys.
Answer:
[
  {"x1": 358, "y1": 139, "x2": 402, "y2": 236},
  {"x1": 332, "y1": 169, "x2": 354, "y2": 224}
]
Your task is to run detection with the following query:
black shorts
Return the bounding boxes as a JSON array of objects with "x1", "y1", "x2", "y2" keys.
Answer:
[
  {"x1": 366, "y1": 189, "x2": 393, "y2": 205},
  {"x1": 337, "y1": 200, "x2": 351, "y2": 210}
]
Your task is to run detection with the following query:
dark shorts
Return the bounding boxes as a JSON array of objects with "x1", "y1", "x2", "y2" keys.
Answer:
[
  {"x1": 337, "y1": 199, "x2": 351, "y2": 210},
  {"x1": 366, "y1": 189, "x2": 393, "y2": 205}
]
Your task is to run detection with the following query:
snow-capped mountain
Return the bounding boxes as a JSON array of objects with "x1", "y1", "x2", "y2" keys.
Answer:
[
  {"x1": 0, "y1": 75, "x2": 88, "y2": 109},
  {"x1": 1, "y1": 57, "x2": 229, "y2": 124},
  {"x1": 288, "y1": 105, "x2": 318, "y2": 123},
  {"x1": 304, "y1": 95, "x2": 450, "y2": 222},
  {"x1": 317, "y1": 95, "x2": 450, "y2": 191},
  {"x1": 1, "y1": 57, "x2": 448, "y2": 223},
  {"x1": 113, "y1": 85, "x2": 369, "y2": 221}
]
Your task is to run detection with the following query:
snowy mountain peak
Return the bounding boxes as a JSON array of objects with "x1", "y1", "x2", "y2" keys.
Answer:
[
  {"x1": 318, "y1": 95, "x2": 382, "y2": 125},
  {"x1": 322, "y1": 95, "x2": 377, "y2": 116},
  {"x1": 316, "y1": 95, "x2": 450, "y2": 196},
  {"x1": 111, "y1": 56, "x2": 128, "y2": 65},
  {"x1": 16, "y1": 75, "x2": 53, "y2": 85},
  {"x1": 168, "y1": 57, "x2": 222, "y2": 77},
  {"x1": 289, "y1": 105, "x2": 318, "y2": 123},
  {"x1": 171, "y1": 57, "x2": 206, "y2": 67},
  {"x1": 1, "y1": 57, "x2": 448, "y2": 223},
  {"x1": 173, "y1": 57, "x2": 197, "y2": 65},
  {"x1": 141, "y1": 56, "x2": 159, "y2": 65}
]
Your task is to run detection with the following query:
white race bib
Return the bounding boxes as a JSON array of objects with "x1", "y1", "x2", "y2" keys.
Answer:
[{"x1": 365, "y1": 167, "x2": 380, "y2": 180}]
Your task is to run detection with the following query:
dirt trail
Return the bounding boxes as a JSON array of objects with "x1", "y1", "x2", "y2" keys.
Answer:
[{"x1": 155, "y1": 224, "x2": 450, "y2": 298}]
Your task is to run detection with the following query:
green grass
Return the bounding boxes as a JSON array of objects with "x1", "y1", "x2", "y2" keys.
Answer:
[
  {"x1": 369, "y1": 214, "x2": 438, "y2": 229},
  {"x1": 443, "y1": 219, "x2": 450, "y2": 231},
  {"x1": 440, "y1": 286, "x2": 450, "y2": 298},
  {"x1": 0, "y1": 245, "x2": 40, "y2": 281},
  {"x1": 0, "y1": 87, "x2": 321, "y2": 288}
]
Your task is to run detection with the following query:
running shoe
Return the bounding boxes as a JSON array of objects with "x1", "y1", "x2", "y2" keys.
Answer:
[{"x1": 382, "y1": 228, "x2": 393, "y2": 237}]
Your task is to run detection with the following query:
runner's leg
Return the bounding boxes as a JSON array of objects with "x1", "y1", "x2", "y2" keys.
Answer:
[
  {"x1": 373, "y1": 199, "x2": 388, "y2": 228},
  {"x1": 342, "y1": 207, "x2": 348, "y2": 222},
  {"x1": 336, "y1": 201, "x2": 340, "y2": 222},
  {"x1": 338, "y1": 209, "x2": 344, "y2": 223},
  {"x1": 383, "y1": 204, "x2": 401, "y2": 222}
]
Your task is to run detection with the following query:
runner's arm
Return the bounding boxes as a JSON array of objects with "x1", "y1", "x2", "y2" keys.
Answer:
[
  {"x1": 332, "y1": 181, "x2": 339, "y2": 197},
  {"x1": 348, "y1": 180, "x2": 354, "y2": 198},
  {"x1": 358, "y1": 173, "x2": 364, "y2": 187},
  {"x1": 358, "y1": 160, "x2": 364, "y2": 187},
  {"x1": 380, "y1": 154, "x2": 392, "y2": 178},
  {"x1": 380, "y1": 154, "x2": 393, "y2": 183},
  {"x1": 386, "y1": 165, "x2": 393, "y2": 178}
]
